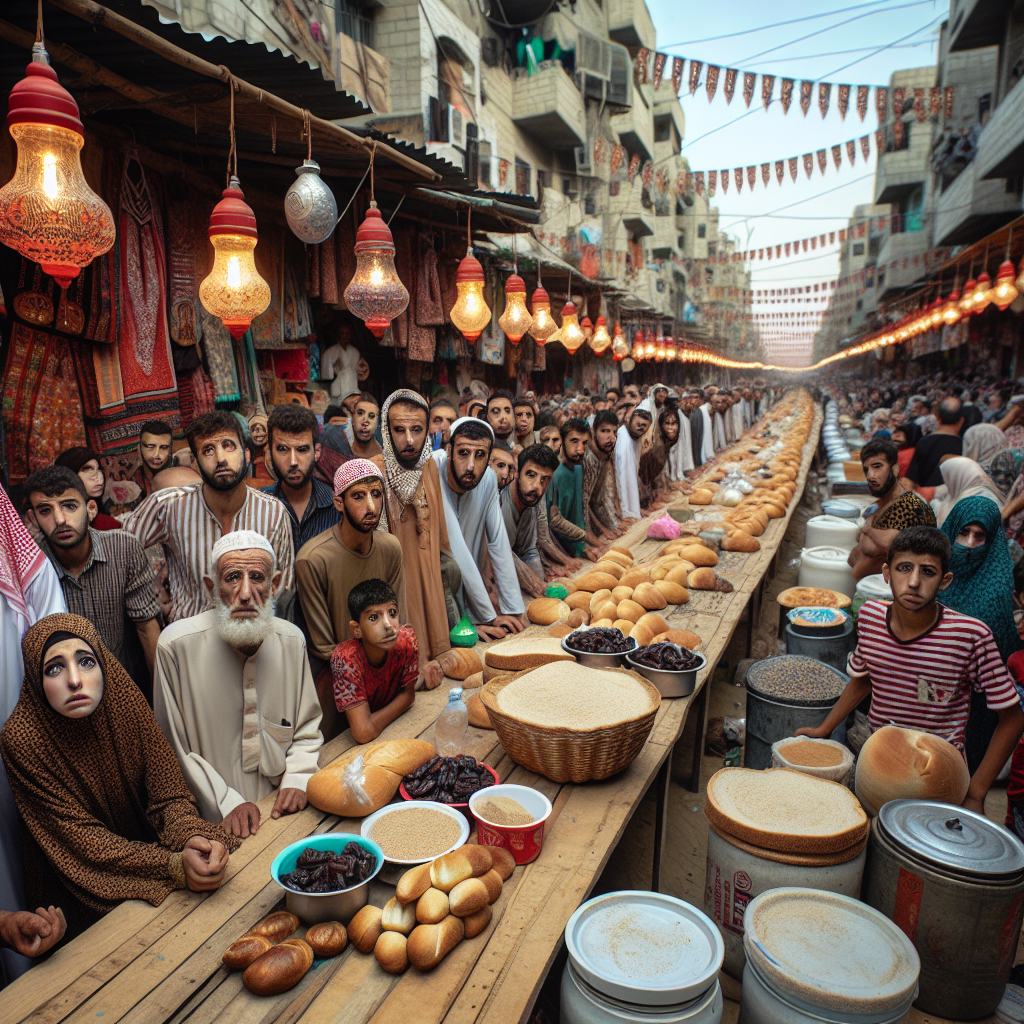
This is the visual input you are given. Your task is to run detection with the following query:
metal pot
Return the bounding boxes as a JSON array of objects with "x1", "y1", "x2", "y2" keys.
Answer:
[
  {"x1": 562, "y1": 634, "x2": 637, "y2": 668},
  {"x1": 625, "y1": 649, "x2": 706, "y2": 698}
]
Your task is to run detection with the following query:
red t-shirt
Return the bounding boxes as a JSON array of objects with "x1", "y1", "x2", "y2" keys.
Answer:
[
  {"x1": 331, "y1": 625, "x2": 419, "y2": 713},
  {"x1": 848, "y1": 600, "x2": 1020, "y2": 752}
]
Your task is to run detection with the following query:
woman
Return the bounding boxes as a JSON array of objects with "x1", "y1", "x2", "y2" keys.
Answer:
[
  {"x1": 991, "y1": 449, "x2": 1024, "y2": 499},
  {"x1": 890, "y1": 422, "x2": 921, "y2": 479},
  {"x1": 869, "y1": 408, "x2": 892, "y2": 440},
  {"x1": 54, "y1": 449, "x2": 119, "y2": 530},
  {"x1": 934, "y1": 457, "x2": 1005, "y2": 527},
  {"x1": 962, "y1": 423, "x2": 1009, "y2": 478},
  {"x1": 940, "y1": 495, "x2": 1024, "y2": 773},
  {"x1": 0, "y1": 615, "x2": 237, "y2": 942},
  {"x1": 639, "y1": 405, "x2": 680, "y2": 508}
]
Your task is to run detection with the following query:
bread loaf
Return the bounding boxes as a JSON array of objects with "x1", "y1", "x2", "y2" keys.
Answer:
[
  {"x1": 632, "y1": 582, "x2": 668, "y2": 611},
  {"x1": 589, "y1": 588, "x2": 613, "y2": 610},
  {"x1": 223, "y1": 934, "x2": 273, "y2": 970},
  {"x1": 527, "y1": 597, "x2": 571, "y2": 625},
  {"x1": 678, "y1": 544, "x2": 718, "y2": 567},
  {"x1": 438, "y1": 647, "x2": 483, "y2": 680},
  {"x1": 348, "y1": 904, "x2": 384, "y2": 953},
  {"x1": 616, "y1": 599, "x2": 646, "y2": 623},
  {"x1": 467, "y1": 692, "x2": 493, "y2": 729},
  {"x1": 664, "y1": 562, "x2": 696, "y2": 586},
  {"x1": 407, "y1": 916, "x2": 465, "y2": 971},
  {"x1": 592, "y1": 560, "x2": 624, "y2": 579},
  {"x1": 484, "y1": 636, "x2": 574, "y2": 674},
  {"x1": 566, "y1": 608, "x2": 590, "y2": 629},
  {"x1": 689, "y1": 488, "x2": 714, "y2": 505},
  {"x1": 722, "y1": 531, "x2": 760, "y2": 552},
  {"x1": 566, "y1": 591, "x2": 594, "y2": 612},
  {"x1": 602, "y1": 548, "x2": 634, "y2": 567},
  {"x1": 547, "y1": 623, "x2": 573, "y2": 639},
  {"x1": 415, "y1": 887, "x2": 450, "y2": 924},
  {"x1": 653, "y1": 581, "x2": 689, "y2": 604},
  {"x1": 243, "y1": 939, "x2": 313, "y2": 995},
  {"x1": 652, "y1": 629, "x2": 701, "y2": 650},
  {"x1": 249, "y1": 911, "x2": 299, "y2": 943},
  {"x1": 449, "y1": 877, "x2": 490, "y2": 917},
  {"x1": 382, "y1": 896, "x2": 417, "y2": 934},
  {"x1": 574, "y1": 571, "x2": 621, "y2": 593},
  {"x1": 854, "y1": 726, "x2": 971, "y2": 817},
  {"x1": 463, "y1": 904, "x2": 492, "y2": 940},
  {"x1": 592, "y1": 618, "x2": 615, "y2": 628},
  {"x1": 479, "y1": 869, "x2": 503, "y2": 904},
  {"x1": 611, "y1": 585, "x2": 634, "y2": 603},
  {"x1": 430, "y1": 845, "x2": 493, "y2": 892},
  {"x1": 396, "y1": 862, "x2": 433, "y2": 904},
  {"x1": 619, "y1": 568, "x2": 651, "y2": 589},
  {"x1": 688, "y1": 567, "x2": 733, "y2": 592},
  {"x1": 487, "y1": 845, "x2": 516, "y2": 880},
  {"x1": 305, "y1": 921, "x2": 348, "y2": 958},
  {"x1": 614, "y1": 618, "x2": 638, "y2": 636},
  {"x1": 374, "y1": 931, "x2": 409, "y2": 974},
  {"x1": 593, "y1": 600, "x2": 619, "y2": 622}
]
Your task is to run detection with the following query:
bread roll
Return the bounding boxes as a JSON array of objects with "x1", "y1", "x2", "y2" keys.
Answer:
[
  {"x1": 689, "y1": 488, "x2": 714, "y2": 505},
  {"x1": 415, "y1": 887, "x2": 450, "y2": 924},
  {"x1": 614, "y1": 618, "x2": 638, "y2": 636},
  {"x1": 486, "y1": 845, "x2": 516, "y2": 881},
  {"x1": 438, "y1": 647, "x2": 483, "y2": 680},
  {"x1": 449, "y1": 877, "x2": 490, "y2": 917},
  {"x1": 602, "y1": 548, "x2": 633, "y2": 567},
  {"x1": 407, "y1": 916, "x2": 465, "y2": 971},
  {"x1": 611, "y1": 585, "x2": 634, "y2": 603},
  {"x1": 463, "y1": 905, "x2": 492, "y2": 940},
  {"x1": 664, "y1": 563, "x2": 695, "y2": 586},
  {"x1": 652, "y1": 629, "x2": 701, "y2": 650},
  {"x1": 374, "y1": 931, "x2": 409, "y2": 974},
  {"x1": 566, "y1": 591, "x2": 593, "y2": 612},
  {"x1": 250, "y1": 911, "x2": 299, "y2": 943},
  {"x1": 619, "y1": 568, "x2": 651, "y2": 589},
  {"x1": 396, "y1": 862, "x2": 433, "y2": 904},
  {"x1": 223, "y1": 934, "x2": 273, "y2": 970},
  {"x1": 566, "y1": 608, "x2": 590, "y2": 628},
  {"x1": 243, "y1": 939, "x2": 314, "y2": 995},
  {"x1": 592, "y1": 560, "x2": 624, "y2": 579},
  {"x1": 348, "y1": 904, "x2": 384, "y2": 953},
  {"x1": 467, "y1": 692, "x2": 492, "y2": 729},
  {"x1": 653, "y1": 580, "x2": 689, "y2": 604},
  {"x1": 527, "y1": 597, "x2": 570, "y2": 625},
  {"x1": 636, "y1": 612, "x2": 670, "y2": 637},
  {"x1": 678, "y1": 544, "x2": 718, "y2": 567},
  {"x1": 632, "y1": 583, "x2": 668, "y2": 611},
  {"x1": 687, "y1": 567, "x2": 718, "y2": 590},
  {"x1": 614, "y1": 599, "x2": 644, "y2": 623},
  {"x1": 855, "y1": 726, "x2": 971, "y2": 817},
  {"x1": 479, "y1": 869, "x2": 503, "y2": 904},
  {"x1": 382, "y1": 896, "x2": 417, "y2": 934},
  {"x1": 574, "y1": 571, "x2": 621, "y2": 593},
  {"x1": 722, "y1": 531, "x2": 760, "y2": 552},
  {"x1": 593, "y1": 600, "x2": 619, "y2": 622},
  {"x1": 430, "y1": 845, "x2": 493, "y2": 892},
  {"x1": 305, "y1": 921, "x2": 348, "y2": 958},
  {"x1": 589, "y1": 588, "x2": 613, "y2": 610}
]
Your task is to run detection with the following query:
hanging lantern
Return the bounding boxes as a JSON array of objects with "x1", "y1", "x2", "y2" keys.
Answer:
[
  {"x1": 0, "y1": 45, "x2": 115, "y2": 288},
  {"x1": 343, "y1": 201, "x2": 410, "y2": 337},
  {"x1": 580, "y1": 315, "x2": 593, "y2": 342},
  {"x1": 560, "y1": 301, "x2": 586, "y2": 353},
  {"x1": 959, "y1": 277, "x2": 977, "y2": 315},
  {"x1": 199, "y1": 176, "x2": 271, "y2": 339},
  {"x1": 928, "y1": 297, "x2": 943, "y2": 330},
  {"x1": 971, "y1": 271, "x2": 992, "y2": 314},
  {"x1": 664, "y1": 335, "x2": 676, "y2": 361},
  {"x1": 644, "y1": 329, "x2": 656, "y2": 359},
  {"x1": 941, "y1": 290, "x2": 961, "y2": 326},
  {"x1": 498, "y1": 273, "x2": 531, "y2": 342},
  {"x1": 449, "y1": 248, "x2": 491, "y2": 340},
  {"x1": 611, "y1": 328, "x2": 629, "y2": 361},
  {"x1": 590, "y1": 315, "x2": 611, "y2": 354},
  {"x1": 529, "y1": 285, "x2": 557, "y2": 343},
  {"x1": 992, "y1": 260, "x2": 1019, "y2": 311},
  {"x1": 1016, "y1": 257, "x2": 1024, "y2": 295},
  {"x1": 284, "y1": 160, "x2": 337, "y2": 244},
  {"x1": 631, "y1": 327, "x2": 644, "y2": 360}
]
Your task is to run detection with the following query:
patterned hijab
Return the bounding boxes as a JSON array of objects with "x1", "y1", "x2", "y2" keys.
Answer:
[
  {"x1": 0, "y1": 487, "x2": 47, "y2": 620},
  {"x1": 939, "y1": 496, "x2": 1023, "y2": 662},
  {"x1": 962, "y1": 423, "x2": 1009, "y2": 474},
  {"x1": 0, "y1": 614, "x2": 237, "y2": 917},
  {"x1": 990, "y1": 448, "x2": 1024, "y2": 497},
  {"x1": 379, "y1": 390, "x2": 432, "y2": 538}
]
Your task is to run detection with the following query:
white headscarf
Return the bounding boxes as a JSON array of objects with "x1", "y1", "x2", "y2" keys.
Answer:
[{"x1": 935, "y1": 457, "x2": 1005, "y2": 527}]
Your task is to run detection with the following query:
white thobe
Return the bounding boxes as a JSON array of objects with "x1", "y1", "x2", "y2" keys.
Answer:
[
  {"x1": 729, "y1": 402, "x2": 745, "y2": 440},
  {"x1": 713, "y1": 411, "x2": 728, "y2": 449},
  {"x1": 431, "y1": 450, "x2": 525, "y2": 622},
  {"x1": 698, "y1": 405, "x2": 716, "y2": 464},
  {"x1": 614, "y1": 424, "x2": 643, "y2": 520},
  {"x1": 667, "y1": 413, "x2": 695, "y2": 480},
  {"x1": 742, "y1": 399, "x2": 753, "y2": 429},
  {"x1": 154, "y1": 611, "x2": 324, "y2": 822}
]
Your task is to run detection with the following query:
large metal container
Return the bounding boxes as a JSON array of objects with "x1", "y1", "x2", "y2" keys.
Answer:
[
  {"x1": 783, "y1": 617, "x2": 856, "y2": 674},
  {"x1": 744, "y1": 657, "x2": 847, "y2": 770},
  {"x1": 863, "y1": 800, "x2": 1024, "y2": 1019}
]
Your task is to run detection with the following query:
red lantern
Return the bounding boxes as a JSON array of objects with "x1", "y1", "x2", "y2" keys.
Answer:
[{"x1": 343, "y1": 202, "x2": 410, "y2": 337}]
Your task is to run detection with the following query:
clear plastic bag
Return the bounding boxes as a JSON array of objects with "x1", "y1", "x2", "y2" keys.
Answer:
[{"x1": 342, "y1": 753, "x2": 373, "y2": 810}]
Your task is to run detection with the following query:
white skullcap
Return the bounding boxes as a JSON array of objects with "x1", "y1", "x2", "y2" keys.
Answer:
[
  {"x1": 211, "y1": 530, "x2": 276, "y2": 571},
  {"x1": 449, "y1": 416, "x2": 495, "y2": 441}
]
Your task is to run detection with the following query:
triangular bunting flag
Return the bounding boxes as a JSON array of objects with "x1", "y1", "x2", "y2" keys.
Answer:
[
  {"x1": 708, "y1": 169, "x2": 717, "y2": 196},
  {"x1": 803, "y1": 153, "x2": 813, "y2": 179},
  {"x1": 831, "y1": 144, "x2": 842, "y2": 171},
  {"x1": 724, "y1": 68, "x2": 737, "y2": 104},
  {"x1": 672, "y1": 57, "x2": 685, "y2": 94},
  {"x1": 653, "y1": 52, "x2": 667, "y2": 90},
  {"x1": 689, "y1": 60, "x2": 702, "y2": 95},
  {"x1": 857, "y1": 85, "x2": 869, "y2": 121},
  {"x1": 747, "y1": 165, "x2": 756, "y2": 190},
  {"x1": 818, "y1": 82, "x2": 831, "y2": 118},
  {"x1": 780, "y1": 78, "x2": 794, "y2": 115},
  {"x1": 743, "y1": 72, "x2": 756, "y2": 107},
  {"x1": 761, "y1": 162, "x2": 770, "y2": 187},
  {"x1": 837, "y1": 84, "x2": 850, "y2": 120},
  {"x1": 720, "y1": 169, "x2": 729, "y2": 194},
  {"x1": 762, "y1": 74, "x2": 775, "y2": 111},
  {"x1": 735, "y1": 167, "x2": 744, "y2": 192},
  {"x1": 860, "y1": 135, "x2": 870, "y2": 161},
  {"x1": 846, "y1": 139, "x2": 856, "y2": 166},
  {"x1": 775, "y1": 159, "x2": 784, "y2": 185},
  {"x1": 799, "y1": 80, "x2": 813, "y2": 116},
  {"x1": 706, "y1": 64, "x2": 720, "y2": 102},
  {"x1": 636, "y1": 49, "x2": 649, "y2": 84},
  {"x1": 914, "y1": 87, "x2": 925, "y2": 121},
  {"x1": 788, "y1": 156, "x2": 798, "y2": 182}
]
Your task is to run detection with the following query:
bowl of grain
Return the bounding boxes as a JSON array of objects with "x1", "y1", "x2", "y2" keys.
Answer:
[
  {"x1": 359, "y1": 800, "x2": 470, "y2": 865},
  {"x1": 469, "y1": 784, "x2": 552, "y2": 865}
]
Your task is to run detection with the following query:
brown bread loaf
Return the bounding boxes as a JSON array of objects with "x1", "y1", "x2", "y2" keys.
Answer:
[
  {"x1": 407, "y1": 916, "x2": 465, "y2": 971},
  {"x1": 242, "y1": 939, "x2": 313, "y2": 995}
]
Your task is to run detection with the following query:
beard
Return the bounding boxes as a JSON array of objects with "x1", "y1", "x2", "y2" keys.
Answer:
[
  {"x1": 563, "y1": 448, "x2": 584, "y2": 465},
  {"x1": 493, "y1": 425, "x2": 513, "y2": 441},
  {"x1": 213, "y1": 590, "x2": 276, "y2": 650},
  {"x1": 390, "y1": 429, "x2": 425, "y2": 469},
  {"x1": 273, "y1": 458, "x2": 314, "y2": 490},
  {"x1": 199, "y1": 459, "x2": 247, "y2": 492},
  {"x1": 868, "y1": 469, "x2": 897, "y2": 497},
  {"x1": 47, "y1": 521, "x2": 88, "y2": 549},
  {"x1": 143, "y1": 452, "x2": 173, "y2": 476},
  {"x1": 343, "y1": 506, "x2": 381, "y2": 533}
]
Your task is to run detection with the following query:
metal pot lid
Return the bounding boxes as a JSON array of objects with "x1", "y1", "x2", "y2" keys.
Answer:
[
  {"x1": 878, "y1": 800, "x2": 1024, "y2": 880},
  {"x1": 564, "y1": 890, "x2": 724, "y2": 1006}
]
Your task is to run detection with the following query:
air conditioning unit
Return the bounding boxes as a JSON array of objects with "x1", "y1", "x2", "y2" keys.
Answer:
[
  {"x1": 576, "y1": 31, "x2": 611, "y2": 80},
  {"x1": 574, "y1": 145, "x2": 592, "y2": 175},
  {"x1": 448, "y1": 105, "x2": 466, "y2": 150}
]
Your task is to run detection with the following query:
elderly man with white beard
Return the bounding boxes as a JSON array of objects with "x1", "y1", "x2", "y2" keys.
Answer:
[{"x1": 154, "y1": 531, "x2": 323, "y2": 839}]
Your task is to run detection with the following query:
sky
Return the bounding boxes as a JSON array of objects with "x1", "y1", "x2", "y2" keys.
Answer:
[{"x1": 647, "y1": 0, "x2": 946, "y2": 357}]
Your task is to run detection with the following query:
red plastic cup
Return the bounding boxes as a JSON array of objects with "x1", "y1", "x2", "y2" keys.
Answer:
[{"x1": 469, "y1": 784, "x2": 553, "y2": 864}]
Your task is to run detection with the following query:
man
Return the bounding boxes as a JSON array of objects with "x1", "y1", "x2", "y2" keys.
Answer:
[
  {"x1": 710, "y1": 393, "x2": 729, "y2": 449},
  {"x1": 903, "y1": 397, "x2": 964, "y2": 491},
  {"x1": 371, "y1": 391, "x2": 452, "y2": 689},
  {"x1": 622, "y1": 384, "x2": 640, "y2": 406},
  {"x1": 295, "y1": 459, "x2": 405, "y2": 739},
  {"x1": 614, "y1": 407, "x2": 652, "y2": 521},
  {"x1": 429, "y1": 398, "x2": 457, "y2": 446},
  {"x1": 320, "y1": 325, "x2": 360, "y2": 400},
  {"x1": 583, "y1": 409, "x2": 625, "y2": 538},
  {"x1": 640, "y1": 384, "x2": 668, "y2": 418},
  {"x1": 741, "y1": 388, "x2": 755, "y2": 430},
  {"x1": 666, "y1": 392, "x2": 697, "y2": 482},
  {"x1": 605, "y1": 387, "x2": 621, "y2": 406},
  {"x1": 432, "y1": 418, "x2": 526, "y2": 641},
  {"x1": 512, "y1": 396, "x2": 537, "y2": 452},
  {"x1": 489, "y1": 441, "x2": 516, "y2": 491},
  {"x1": 468, "y1": 398, "x2": 486, "y2": 421},
  {"x1": 350, "y1": 393, "x2": 382, "y2": 459},
  {"x1": 548, "y1": 419, "x2": 603, "y2": 558},
  {"x1": 262, "y1": 404, "x2": 340, "y2": 555},
  {"x1": 848, "y1": 439, "x2": 935, "y2": 580},
  {"x1": 135, "y1": 419, "x2": 174, "y2": 498},
  {"x1": 797, "y1": 527, "x2": 1024, "y2": 815},
  {"x1": 485, "y1": 390, "x2": 516, "y2": 443},
  {"x1": 25, "y1": 466, "x2": 161, "y2": 679},
  {"x1": 909, "y1": 395, "x2": 931, "y2": 427},
  {"x1": 0, "y1": 906, "x2": 65, "y2": 962},
  {"x1": 689, "y1": 390, "x2": 715, "y2": 467},
  {"x1": 500, "y1": 443, "x2": 559, "y2": 581},
  {"x1": 124, "y1": 411, "x2": 294, "y2": 623},
  {"x1": 155, "y1": 531, "x2": 323, "y2": 836}
]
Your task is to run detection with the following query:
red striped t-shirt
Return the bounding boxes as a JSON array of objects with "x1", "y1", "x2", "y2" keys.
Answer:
[{"x1": 848, "y1": 600, "x2": 1020, "y2": 752}]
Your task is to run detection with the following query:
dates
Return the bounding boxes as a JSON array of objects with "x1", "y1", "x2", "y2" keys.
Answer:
[
  {"x1": 280, "y1": 842, "x2": 376, "y2": 893},
  {"x1": 631, "y1": 642, "x2": 701, "y2": 671},
  {"x1": 402, "y1": 756, "x2": 495, "y2": 804},
  {"x1": 565, "y1": 626, "x2": 635, "y2": 655}
]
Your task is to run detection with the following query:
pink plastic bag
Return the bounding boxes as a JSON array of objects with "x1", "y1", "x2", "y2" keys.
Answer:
[{"x1": 648, "y1": 513, "x2": 681, "y2": 540}]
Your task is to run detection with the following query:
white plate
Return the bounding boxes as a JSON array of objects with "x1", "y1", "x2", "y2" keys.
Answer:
[{"x1": 360, "y1": 800, "x2": 470, "y2": 865}]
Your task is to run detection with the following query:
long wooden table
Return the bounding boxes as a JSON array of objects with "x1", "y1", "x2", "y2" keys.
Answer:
[{"x1": 2, "y1": 401, "x2": 822, "y2": 1024}]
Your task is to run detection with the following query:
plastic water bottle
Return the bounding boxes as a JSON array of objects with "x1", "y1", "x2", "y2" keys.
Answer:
[{"x1": 435, "y1": 687, "x2": 468, "y2": 757}]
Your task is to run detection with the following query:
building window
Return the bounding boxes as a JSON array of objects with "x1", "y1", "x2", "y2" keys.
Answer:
[
  {"x1": 852, "y1": 242, "x2": 865, "y2": 256},
  {"x1": 697, "y1": 223, "x2": 706, "y2": 239},
  {"x1": 515, "y1": 159, "x2": 531, "y2": 195},
  {"x1": 336, "y1": 0, "x2": 375, "y2": 48},
  {"x1": 478, "y1": 140, "x2": 492, "y2": 189}
]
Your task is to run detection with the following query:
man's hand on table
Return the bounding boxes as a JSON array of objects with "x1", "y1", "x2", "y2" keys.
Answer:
[
  {"x1": 422, "y1": 659, "x2": 444, "y2": 690},
  {"x1": 962, "y1": 794, "x2": 985, "y2": 816},
  {"x1": 0, "y1": 906, "x2": 66, "y2": 956},
  {"x1": 222, "y1": 801, "x2": 262, "y2": 838},
  {"x1": 478, "y1": 617, "x2": 527, "y2": 640},
  {"x1": 183, "y1": 835, "x2": 230, "y2": 890},
  {"x1": 272, "y1": 787, "x2": 308, "y2": 820}
]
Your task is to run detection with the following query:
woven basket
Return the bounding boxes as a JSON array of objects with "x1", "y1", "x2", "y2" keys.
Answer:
[{"x1": 479, "y1": 668, "x2": 661, "y2": 784}]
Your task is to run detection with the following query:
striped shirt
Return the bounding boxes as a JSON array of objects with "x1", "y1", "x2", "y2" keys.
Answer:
[
  {"x1": 122, "y1": 483, "x2": 294, "y2": 622},
  {"x1": 848, "y1": 599, "x2": 1020, "y2": 751},
  {"x1": 261, "y1": 477, "x2": 341, "y2": 554}
]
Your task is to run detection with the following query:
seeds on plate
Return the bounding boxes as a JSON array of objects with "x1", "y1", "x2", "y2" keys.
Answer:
[
  {"x1": 474, "y1": 796, "x2": 534, "y2": 827},
  {"x1": 369, "y1": 807, "x2": 462, "y2": 861}
]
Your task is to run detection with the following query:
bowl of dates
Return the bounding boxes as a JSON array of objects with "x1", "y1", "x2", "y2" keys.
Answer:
[
  {"x1": 561, "y1": 626, "x2": 637, "y2": 667},
  {"x1": 399, "y1": 755, "x2": 498, "y2": 816},
  {"x1": 271, "y1": 833, "x2": 383, "y2": 924},
  {"x1": 625, "y1": 642, "x2": 706, "y2": 698}
]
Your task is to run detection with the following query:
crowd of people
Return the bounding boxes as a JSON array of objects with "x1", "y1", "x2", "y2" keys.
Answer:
[{"x1": 0, "y1": 375, "x2": 770, "y2": 979}]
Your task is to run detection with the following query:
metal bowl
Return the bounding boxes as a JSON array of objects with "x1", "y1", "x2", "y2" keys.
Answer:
[
  {"x1": 625, "y1": 648, "x2": 707, "y2": 698},
  {"x1": 270, "y1": 832, "x2": 383, "y2": 925},
  {"x1": 561, "y1": 632, "x2": 637, "y2": 668}
]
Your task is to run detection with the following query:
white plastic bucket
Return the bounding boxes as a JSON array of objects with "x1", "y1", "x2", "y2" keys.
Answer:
[
  {"x1": 852, "y1": 573, "x2": 891, "y2": 616},
  {"x1": 804, "y1": 515, "x2": 861, "y2": 553},
  {"x1": 798, "y1": 546, "x2": 856, "y2": 599}
]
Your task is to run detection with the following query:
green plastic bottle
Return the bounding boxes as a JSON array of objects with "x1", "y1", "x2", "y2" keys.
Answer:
[
  {"x1": 545, "y1": 583, "x2": 569, "y2": 600},
  {"x1": 449, "y1": 613, "x2": 478, "y2": 648}
]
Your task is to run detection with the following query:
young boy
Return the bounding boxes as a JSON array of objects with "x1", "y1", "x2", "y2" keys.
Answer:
[
  {"x1": 797, "y1": 526, "x2": 1024, "y2": 815},
  {"x1": 330, "y1": 578, "x2": 419, "y2": 744}
]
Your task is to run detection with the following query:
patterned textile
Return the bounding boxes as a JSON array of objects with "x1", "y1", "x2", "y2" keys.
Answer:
[
  {"x1": 166, "y1": 194, "x2": 202, "y2": 346},
  {"x1": 330, "y1": 625, "x2": 418, "y2": 713},
  {"x1": 199, "y1": 309, "x2": 240, "y2": 402},
  {"x1": 251, "y1": 225, "x2": 283, "y2": 349},
  {"x1": 262, "y1": 477, "x2": 341, "y2": 554},
  {"x1": 871, "y1": 489, "x2": 936, "y2": 531},
  {"x1": 0, "y1": 488, "x2": 48, "y2": 620},
  {"x1": 377, "y1": 390, "x2": 432, "y2": 535}
]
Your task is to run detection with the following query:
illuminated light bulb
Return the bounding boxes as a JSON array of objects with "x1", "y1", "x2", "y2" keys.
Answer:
[
  {"x1": 529, "y1": 285, "x2": 557, "y2": 343},
  {"x1": 580, "y1": 316, "x2": 593, "y2": 342},
  {"x1": 928, "y1": 298, "x2": 944, "y2": 330},
  {"x1": 632, "y1": 329, "x2": 644, "y2": 360},
  {"x1": 611, "y1": 326, "x2": 629, "y2": 361},
  {"x1": 559, "y1": 301, "x2": 586, "y2": 353},
  {"x1": 644, "y1": 329, "x2": 656, "y2": 359},
  {"x1": 942, "y1": 290, "x2": 961, "y2": 326},
  {"x1": 971, "y1": 271, "x2": 992, "y2": 314},
  {"x1": 0, "y1": 46, "x2": 115, "y2": 288},
  {"x1": 590, "y1": 315, "x2": 611, "y2": 354},
  {"x1": 959, "y1": 278, "x2": 976, "y2": 314},
  {"x1": 343, "y1": 201, "x2": 409, "y2": 337},
  {"x1": 498, "y1": 273, "x2": 531, "y2": 342},
  {"x1": 449, "y1": 249, "x2": 491, "y2": 340},
  {"x1": 664, "y1": 335, "x2": 676, "y2": 361},
  {"x1": 991, "y1": 260, "x2": 1019, "y2": 311},
  {"x1": 199, "y1": 176, "x2": 271, "y2": 339}
]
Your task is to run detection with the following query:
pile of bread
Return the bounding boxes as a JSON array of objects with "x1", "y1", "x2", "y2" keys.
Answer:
[{"x1": 349, "y1": 843, "x2": 514, "y2": 974}]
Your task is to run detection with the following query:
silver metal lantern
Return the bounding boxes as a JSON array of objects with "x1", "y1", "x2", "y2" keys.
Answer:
[{"x1": 285, "y1": 160, "x2": 337, "y2": 244}]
